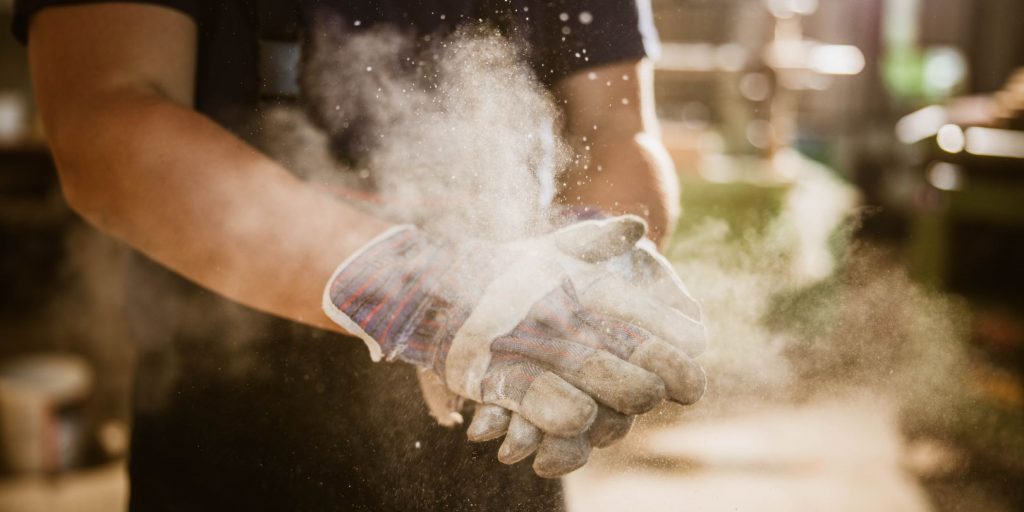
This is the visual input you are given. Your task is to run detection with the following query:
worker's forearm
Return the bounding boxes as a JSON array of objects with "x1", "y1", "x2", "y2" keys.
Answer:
[
  {"x1": 46, "y1": 91, "x2": 389, "y2": 331},
  {"x1": 557, "y1": 133, "x2": 680, "y2": 244}
]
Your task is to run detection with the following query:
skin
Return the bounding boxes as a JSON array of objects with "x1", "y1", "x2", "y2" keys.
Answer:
[
  {"x1": 555, "y1": 60, "x2": 680, "y2": 244},
  {"x1": 27, "y1": 3, "x2": 679, "y2": 326},
  {"x1": 28, "y1": 4, "x2": 388, "y2": 331}
]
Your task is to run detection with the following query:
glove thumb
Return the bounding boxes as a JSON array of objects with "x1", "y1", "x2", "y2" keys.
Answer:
[{"x1": 552, "y1": 215, "x2": 647, "y2": 263}]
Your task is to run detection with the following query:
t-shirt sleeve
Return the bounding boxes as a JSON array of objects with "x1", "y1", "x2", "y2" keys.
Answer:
[
  {"x1": 523, "y1": 0, "x2": 661, "y2": 86},
  {"x1": 12, "y1": 0, "x2": 201, "y2": 44}
]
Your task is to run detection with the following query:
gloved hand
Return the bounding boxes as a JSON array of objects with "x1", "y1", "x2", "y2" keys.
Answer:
[
  {"x1": 323, "y1": 216, "x2": 706, "y2": 475},
  {"x1": 461, "y1": 210, "x2": 708, "y2": 476}
]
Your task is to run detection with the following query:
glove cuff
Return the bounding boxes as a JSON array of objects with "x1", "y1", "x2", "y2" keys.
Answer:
[
  {"x1": 322, "y1": 226, "x2": 486, "y2": 370},
  {"x1": 321, "y1": 226, "x2": 463, "y2": 365},
  {"x1": 322, "y1": 225, "x2": 416, "y2": 361}
]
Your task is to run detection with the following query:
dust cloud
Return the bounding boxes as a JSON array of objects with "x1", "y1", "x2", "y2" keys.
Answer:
[
  {"x1": 40, "y1": 11, "x2": 1007, "y2": 485},
  {"x1": 266, "y1": 16, "x2": 568, "y2": 242},
  {"x1": 265, "y1": 20, "x2": 980, "y2": 445},
  {"x1": 668, "y1": 214, "x2": 970, "y2": 431}
]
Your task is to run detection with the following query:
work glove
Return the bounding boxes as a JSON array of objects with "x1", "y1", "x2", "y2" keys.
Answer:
[
  {"x1": 459, "y1": 208, "x2": 707, "y2": 475},
  {"x1": 323, "y1": 216, "x2": 706, "y2": 477}
]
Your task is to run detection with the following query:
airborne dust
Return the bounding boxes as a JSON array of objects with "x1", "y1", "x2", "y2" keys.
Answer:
[
  {"x1": 269, "y1": 20, "x2": 978, "y2": 443},
  {"x1": 41, "y1": 14, "x2": 1017, "y2": 503}
]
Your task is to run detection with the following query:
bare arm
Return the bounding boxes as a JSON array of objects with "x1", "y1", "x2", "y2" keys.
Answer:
[
  {"x1": 28, "y1": 4, "x2": 389, "y2": 331},
  {"x1": 554, "y1": 60, "x2": 679, "y2": 244}
]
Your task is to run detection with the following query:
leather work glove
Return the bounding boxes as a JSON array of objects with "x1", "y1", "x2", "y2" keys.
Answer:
[
  {"x1": 323, "y1": 216, "x2": 707, "y2": 477},
  {"x1": 461, "y1": 209, "x2": 708, "y2": 476}
]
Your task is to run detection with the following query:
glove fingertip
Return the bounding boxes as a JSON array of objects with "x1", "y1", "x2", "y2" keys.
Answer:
[
  {"x1": 498, "y1": 414, "x2": 542, "y2": 464},
  {"x1": 588, "y1": 406, "x2": 635, "y2": 448},
  {"x1": 532, "y1": 436, "x2": 591, "y2": 478},
  {"x1": 467, "y1": 404, "x2": 512, "y2": 442},
  {"x1": 630, "y1": 341, "x2": 707, "y2": 406}
]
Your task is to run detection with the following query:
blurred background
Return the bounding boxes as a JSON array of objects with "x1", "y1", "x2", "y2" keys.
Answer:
[{"x1": 1, "y1": 0, "x2": 1022, "y2": 510}]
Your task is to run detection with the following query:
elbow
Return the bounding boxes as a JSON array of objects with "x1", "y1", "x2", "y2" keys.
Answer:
[
  {"x1": 45, "y1": 118, "x2": 123, "y2": 230},
  {"x1": 59, "y1": 171, "x2": 104, "y2": 226},
  {"x1": 51, "y1": 144, "x2": 91, "y2": 217},
  {"x1": 35, "y1": 83, "x2": 185, "y2": 233},
  {"x1": 48, "y1": 134, "x2": 95, "y2": 218}
]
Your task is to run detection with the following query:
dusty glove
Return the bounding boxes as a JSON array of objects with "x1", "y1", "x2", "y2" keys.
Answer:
[
  {"x1": 464, "y1": 247, "x2": 704, "y2": 475},
  {"x1": 459, "y1": 210, "x2": 708, "y2": 476},
  {"x1": 551, "y1": 206, "x2": 702, "y2": 323},
  {"x1": 323, "y1": 216, "x2": 706, "y2": 447}
]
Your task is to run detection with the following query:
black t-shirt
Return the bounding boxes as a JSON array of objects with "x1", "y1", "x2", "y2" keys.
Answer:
[
  {"x1": 14, "y1": 0, "x2": 659, "y2": 137},
  {"x1": 11, "y1": 2, "x2": 658, "y2": 510}
]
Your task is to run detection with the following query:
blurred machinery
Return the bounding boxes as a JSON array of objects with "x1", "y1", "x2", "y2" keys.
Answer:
[
  {"x1": 652, "y1": 0, "x2": 866, "y2": 285},
  {"x1": 651, "y1": 2, "x2": 1024, "y2": 508},
  {"x1": 900, "y1": 69, "x2": 1024, "y2": 292},
  {"x1": 656, "y1": 0, "x2": 866, "y2": 161},
  {"x1": 650, "y1": 0, "x2": 1024, "y2": 329},
  {"x1": 898, "y1": 68, "x2": 1024, "y2": 414}
]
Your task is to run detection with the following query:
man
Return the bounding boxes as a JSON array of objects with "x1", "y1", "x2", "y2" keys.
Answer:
[{"x1": 13, "y1": 1, "x2": 704, "y2": 510}]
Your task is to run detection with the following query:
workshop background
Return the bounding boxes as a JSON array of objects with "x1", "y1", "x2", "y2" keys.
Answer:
[{"x1": 1, "y1": 0, "x2": 1023, "y2": 511}]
